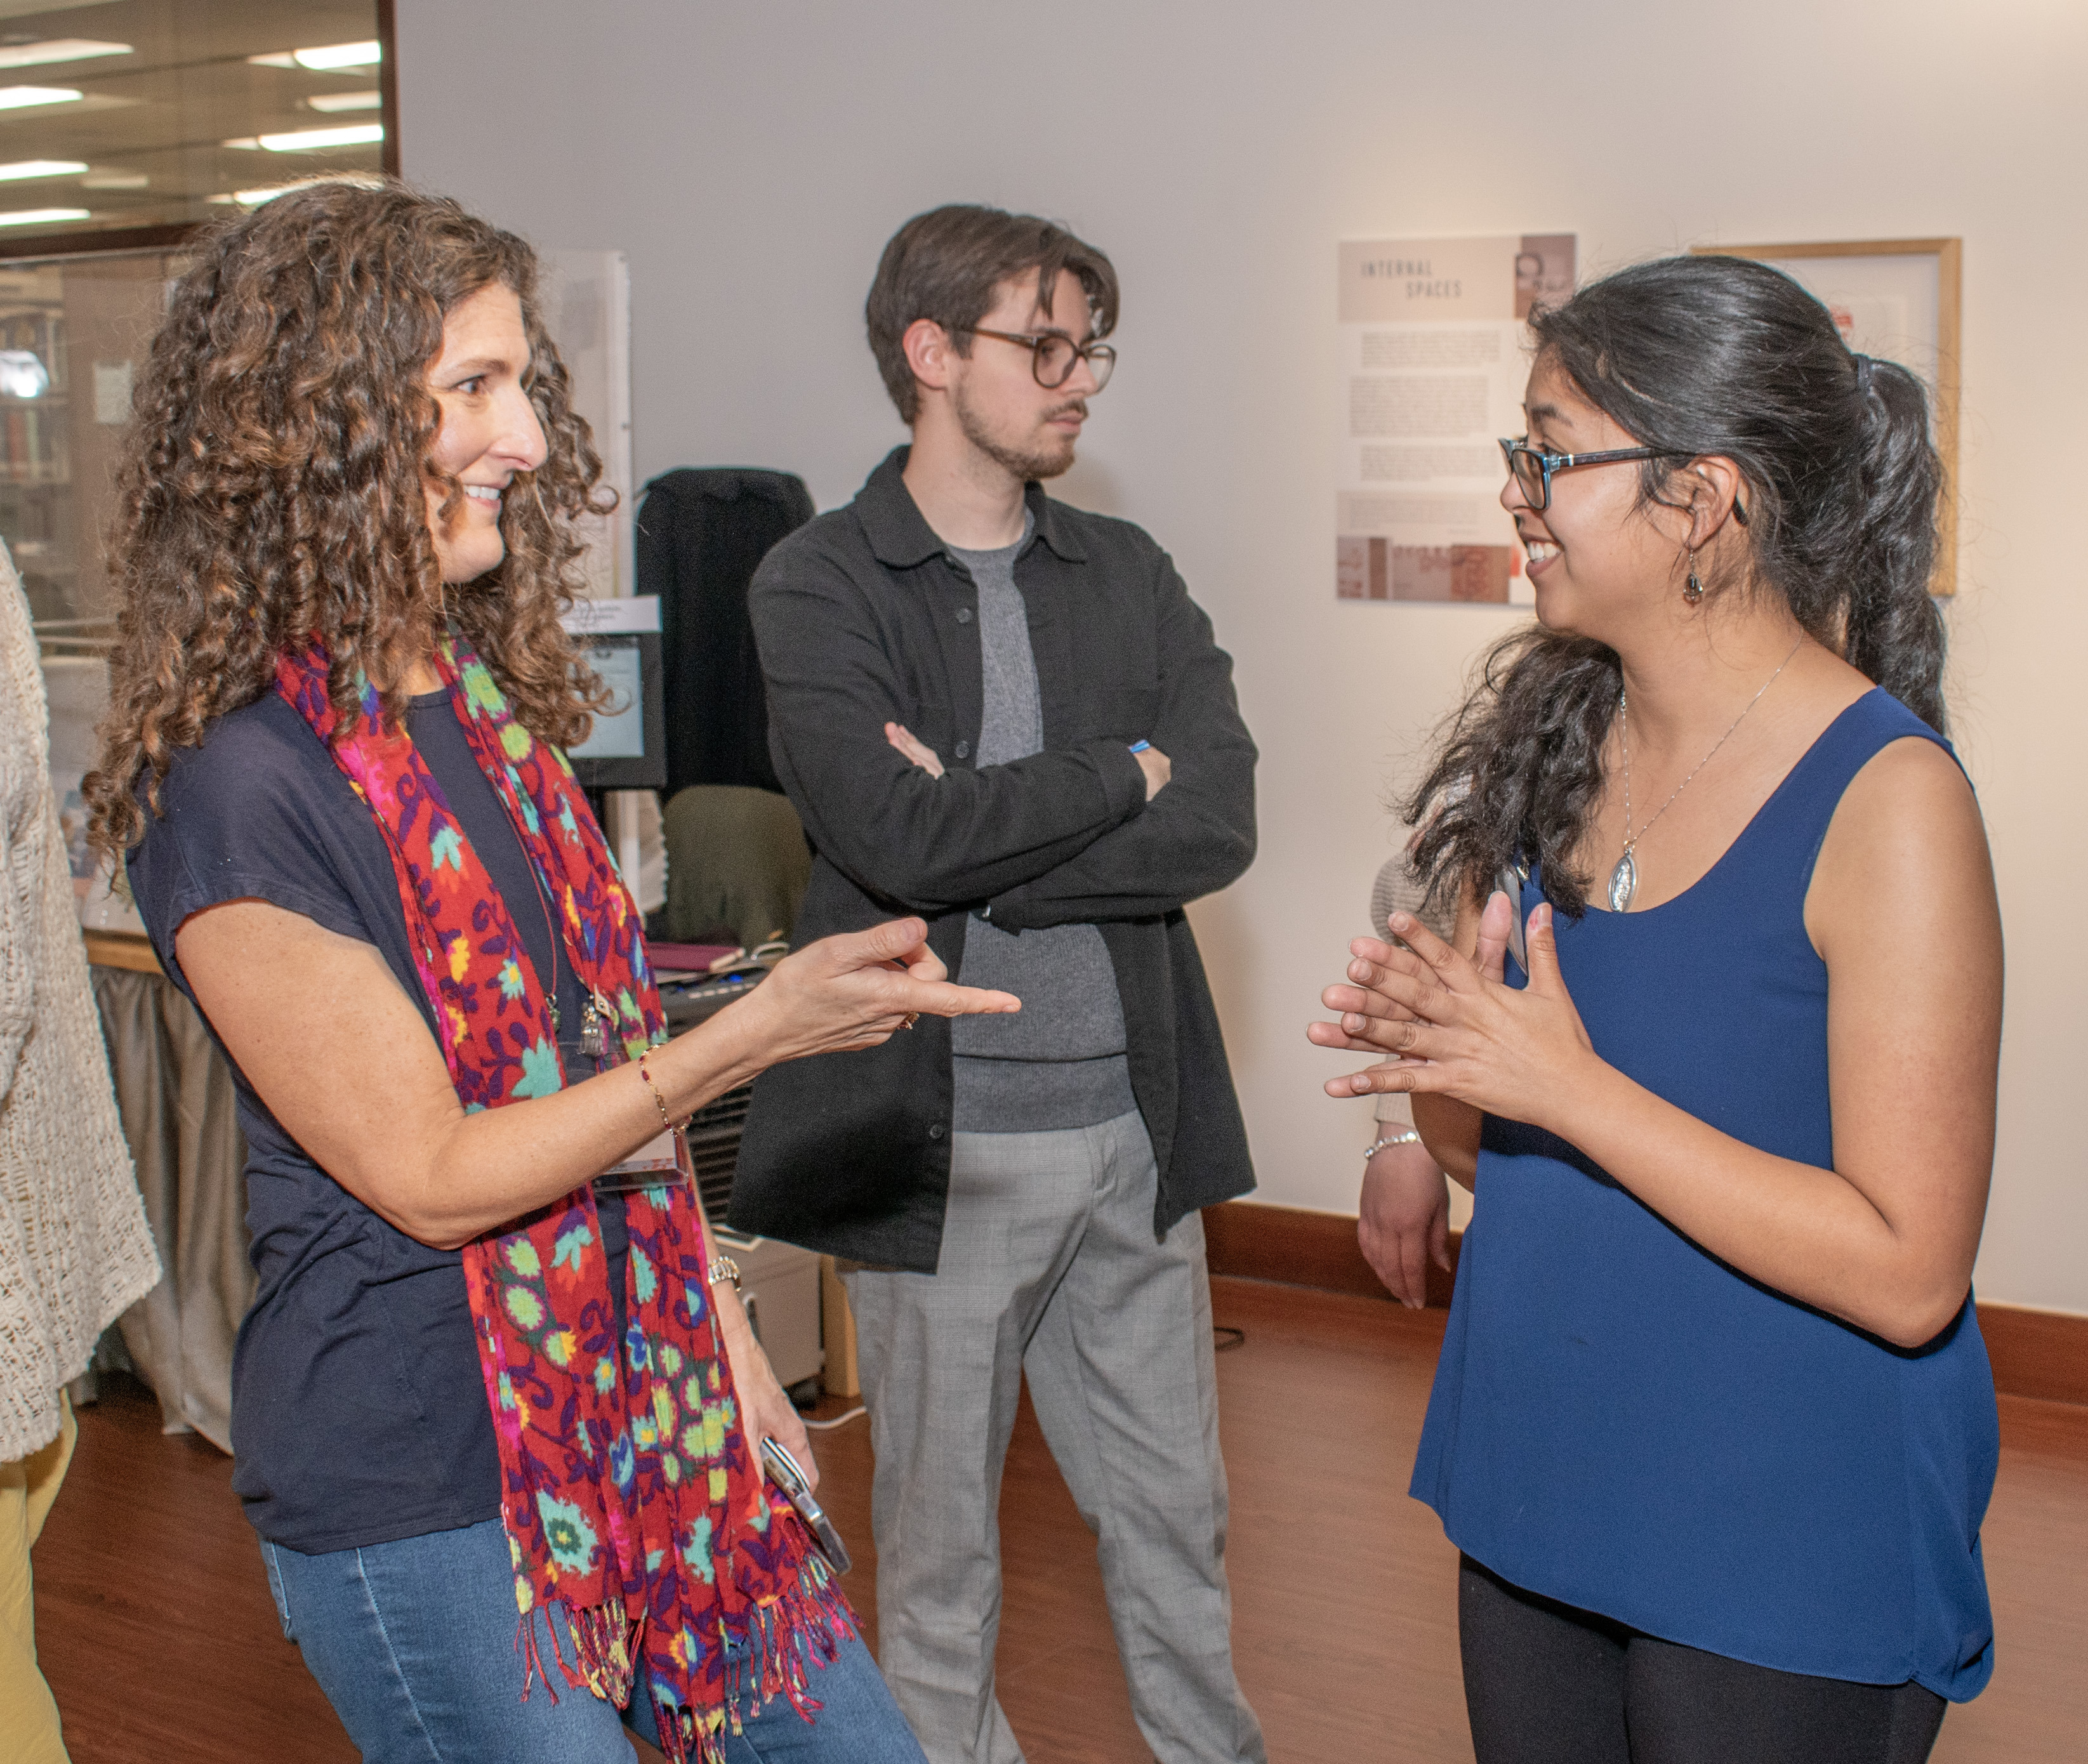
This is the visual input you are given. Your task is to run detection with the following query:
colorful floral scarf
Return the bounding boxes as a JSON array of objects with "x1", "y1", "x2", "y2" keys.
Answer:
[{"x1": 276, "y1": 635, "x2": 853, "y2": 1763}]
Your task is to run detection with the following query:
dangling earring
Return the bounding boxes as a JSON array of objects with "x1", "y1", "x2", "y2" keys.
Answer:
[{"x1": 1683, "y1": 550, "x2": 1705, "y2": 605}]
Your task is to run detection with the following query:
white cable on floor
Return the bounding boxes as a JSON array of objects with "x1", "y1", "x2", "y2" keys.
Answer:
[{"x1": 801, "y1": 1404, "x2": 868, "y2": 1430}]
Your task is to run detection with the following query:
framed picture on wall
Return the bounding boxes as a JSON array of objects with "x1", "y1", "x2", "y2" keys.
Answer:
[
  {"x1": 1334, "y1": 233, "x2": 1576, "y2": 605},
  {"x1": 1690, "y1": 239, "x2": 1962, "y2": 596}
]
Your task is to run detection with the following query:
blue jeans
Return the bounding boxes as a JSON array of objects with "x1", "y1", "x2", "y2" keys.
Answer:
[{"x1": 261, "y1": 1517, "x2": 927, "y2": 1763}]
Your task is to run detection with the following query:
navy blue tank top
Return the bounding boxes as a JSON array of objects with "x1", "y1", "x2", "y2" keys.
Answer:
[{"x1": 1411, "y1": 688, "x2": 1999, "y2": 1699}]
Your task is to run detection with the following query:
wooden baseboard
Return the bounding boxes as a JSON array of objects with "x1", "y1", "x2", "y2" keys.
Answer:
[
  {"x1": 1201, "y1": 1200, "x2": 2088, "y2": 1407},
  {"x1": 1976, "y1": 1303, "x2": 2088, "y2": 1407},
  {"x1": 1204, "y1": 1197, "x2": 1460, "y2": 1311}
]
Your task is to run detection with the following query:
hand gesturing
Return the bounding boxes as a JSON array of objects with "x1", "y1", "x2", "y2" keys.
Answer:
[{"x1": 1307, "y1": 892, "x2": 1597, "y2": 1131}]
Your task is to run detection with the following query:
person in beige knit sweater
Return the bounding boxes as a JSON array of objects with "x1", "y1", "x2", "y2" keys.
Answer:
[{"x1": 0, "y1": 545, "x2": 161, "y2": 1763}]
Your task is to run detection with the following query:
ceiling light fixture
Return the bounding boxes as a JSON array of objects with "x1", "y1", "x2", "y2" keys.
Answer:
[
  {"x1": 0, "y1": 87, "x2": 85, "y2": 111},
  {"x1": 0, "y1": 39, "x2": 133, "y2": 70},
  {"x1": 305, "y1": 91, "x2": 381, "y2": 113},
  {"x1": 247, "y1": 41, "x2": 382, "y2": 72},
  {"x1": 223, "y1": 122, "x2": 384, "y2": 153},
  {"x1": 0, "y1": 159, "x2": 88, "y2": 181},
  {"x1": 0, "y1": 206, "x2": 91, "y2": 227},
  {"x1": 266, "y1": 122, "x2": 383, "y2": 151},
  {"x1": 293, "y1": 40, "x2": 381, "y2": 70}
]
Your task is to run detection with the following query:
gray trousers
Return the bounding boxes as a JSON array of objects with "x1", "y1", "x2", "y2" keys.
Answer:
[{"x1": 843, "y1": 1110, "x2": 1266, "y2": 1764}]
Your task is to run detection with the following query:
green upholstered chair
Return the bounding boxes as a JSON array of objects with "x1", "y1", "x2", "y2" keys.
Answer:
[{"x1": 659, "y1": 784, "x2": 812, "y2": 951}]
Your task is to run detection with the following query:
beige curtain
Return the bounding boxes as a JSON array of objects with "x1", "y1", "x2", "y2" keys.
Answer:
[{"x1": 90, "y1": 968, "x2": 250, "y2": 1452}]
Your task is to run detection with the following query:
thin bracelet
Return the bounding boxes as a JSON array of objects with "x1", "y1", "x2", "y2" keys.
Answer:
[
  {"x1": 1364, "y1": 1129, "x2": 1422, "y2": 1160},
  {"x1": 637, "y1": 1050, "x2": 689, "y2": 1131}
]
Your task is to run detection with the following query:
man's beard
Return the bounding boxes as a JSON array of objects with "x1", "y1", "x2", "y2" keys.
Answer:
[{"x1": 953, "y1": 378, "x2": 1086, "y2": 482}]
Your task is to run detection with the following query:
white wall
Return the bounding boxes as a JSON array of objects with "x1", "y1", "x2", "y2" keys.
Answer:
[{"x1": 399, "y1": 0, "x2": 2088, "y2": 1312}]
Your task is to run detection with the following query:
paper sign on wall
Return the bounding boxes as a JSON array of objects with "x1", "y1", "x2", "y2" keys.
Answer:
[{"x1": 1335, "y1": 234, "x2": 1573, "y2": 604}]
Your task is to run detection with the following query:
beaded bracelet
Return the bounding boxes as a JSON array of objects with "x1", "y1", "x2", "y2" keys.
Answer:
[
  {"x1": 637, "y1": 1050, "x2": 689, "y2": 1131},
  {"x1": 1363, "y1": 1129, "x2": 1422, "y2": 1161}
]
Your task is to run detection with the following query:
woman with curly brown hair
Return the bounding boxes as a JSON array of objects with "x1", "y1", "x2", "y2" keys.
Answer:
[
  {"x1": 1311, "y1": 256, "x2": 2002, "y2": 1763},
  {"x1": 88, "y1": 180, "x2": 1001, "y2": 1764}
]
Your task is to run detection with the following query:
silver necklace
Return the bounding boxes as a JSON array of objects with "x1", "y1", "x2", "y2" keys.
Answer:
[{"x1": 1608, "y1": 637, "x2": 1804, "y2": 912}]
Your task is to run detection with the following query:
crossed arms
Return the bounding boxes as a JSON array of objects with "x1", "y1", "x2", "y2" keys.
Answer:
[{"x1": 751, "y1": 542, "x2": 1255, "y2": 925}]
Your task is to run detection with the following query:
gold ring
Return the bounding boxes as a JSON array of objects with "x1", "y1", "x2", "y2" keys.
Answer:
[{"x1": 901, "y1": 1013, "x2": 920, "y2": 1030}]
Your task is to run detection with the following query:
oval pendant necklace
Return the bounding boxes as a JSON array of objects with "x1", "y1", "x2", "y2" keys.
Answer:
[{"x1": 1609, "y1": 636, "x2": 1804, "y2": 912}]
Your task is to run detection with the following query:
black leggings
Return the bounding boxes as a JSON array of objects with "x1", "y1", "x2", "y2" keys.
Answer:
[{"x1": 1458, "y1": 1556, "x2": 1946, "y2": 1764}]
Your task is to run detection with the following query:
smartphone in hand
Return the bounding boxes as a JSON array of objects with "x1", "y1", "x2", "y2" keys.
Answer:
[{"x1": 761, "y1": 1437, "x2": 852, "y2": 1574}]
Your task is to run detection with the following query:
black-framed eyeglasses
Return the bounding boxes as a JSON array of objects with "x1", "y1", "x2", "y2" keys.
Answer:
[
  {"x1": 960, "y1": 326, "x2": 1117, "y2": 392},
  {"x1": 1498, "y1": 437, "x2": 1688, "y2": 513},
  {"x1": 1500, "y1": 437, "x2": 1752, "y2": 524}
]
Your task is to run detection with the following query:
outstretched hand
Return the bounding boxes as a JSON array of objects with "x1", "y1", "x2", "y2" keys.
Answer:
[
  {"x1": 1307, "y1": 892, "x2": 1596, "y2": 1129},
  {"x1": 739, "y1": 916, "x2": 1017, "y2": 1069}
]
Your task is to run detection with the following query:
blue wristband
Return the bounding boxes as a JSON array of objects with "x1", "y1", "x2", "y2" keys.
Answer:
[{"x1": 1128, "y1": 740, "x2": 1151, "y2": 753}]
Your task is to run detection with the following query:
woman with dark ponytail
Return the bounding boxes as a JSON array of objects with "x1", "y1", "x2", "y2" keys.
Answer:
[{"x1": 1311, "y1": 255, "x2": 2002, "y2": 1763}]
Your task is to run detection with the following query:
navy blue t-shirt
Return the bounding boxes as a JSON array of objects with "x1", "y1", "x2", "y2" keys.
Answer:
[{"x1": 129, "y1": 686, "x2": 628, "y2": 1553}]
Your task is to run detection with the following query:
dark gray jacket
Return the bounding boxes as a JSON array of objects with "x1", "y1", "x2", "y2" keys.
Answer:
[{"x1": 729, "y1": 448, "x2": 1258, "y2": 1271}]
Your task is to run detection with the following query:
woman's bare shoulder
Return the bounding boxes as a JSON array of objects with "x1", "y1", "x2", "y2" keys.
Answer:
[
  {"x1": 1837, "y1": 730, "x2": 1978, "y2": 836},
  {"x1": 1807, "y1": 730, "x2": 1994, "y2": 958}
]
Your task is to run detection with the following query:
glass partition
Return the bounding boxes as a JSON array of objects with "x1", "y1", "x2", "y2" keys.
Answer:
[
  {"x1": 3, "y1": 1, "x2": 392, "y2": 931},
  {"x1": 0, "y1": 0, "x2": 387, "y2": 246},
  {"x1": 2, "y1": 245, "x2": 183, "y2": 626},
  {"x1": 6, "y1": 246, "x2": 187, "y2": 930}
]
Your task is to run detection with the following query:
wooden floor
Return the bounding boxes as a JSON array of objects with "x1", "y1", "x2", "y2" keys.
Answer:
[{"x1": 34, "y1": 1277, "x2": 2088, "y2": 1762}]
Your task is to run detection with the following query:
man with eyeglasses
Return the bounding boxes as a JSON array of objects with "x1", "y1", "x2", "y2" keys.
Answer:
[{"x1": 736, "y1": 204, "x2": 1265, "y2": 1764}]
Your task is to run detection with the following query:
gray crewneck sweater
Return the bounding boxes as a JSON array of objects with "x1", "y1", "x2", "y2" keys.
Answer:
[{"x1": 944, "y1": 518, "x2": 1136, "y2": 1133}]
